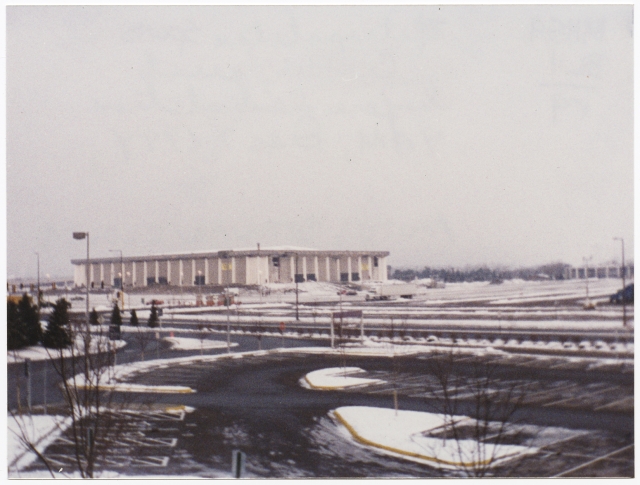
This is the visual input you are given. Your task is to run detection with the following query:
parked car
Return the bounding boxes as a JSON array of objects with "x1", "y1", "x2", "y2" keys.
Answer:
[{"x1": 610, "y1": 284, "x2": 634, "y2": 304}]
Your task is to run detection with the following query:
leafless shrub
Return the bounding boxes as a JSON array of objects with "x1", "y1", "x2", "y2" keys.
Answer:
[{"x1": 423, "y1": 348, "x2": 535, "y2": 477}]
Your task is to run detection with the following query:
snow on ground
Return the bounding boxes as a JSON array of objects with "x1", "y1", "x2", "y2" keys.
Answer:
[
  {"x1": 163, "y1": 336, "x2": 237, "y2": 351},
  {"x1": 7, "y1": 336, "x2": 127, "y2": 363},
  {"x1": 8, "y1": 414, "x2": 72, "y2": 472},
  {"x1": 303, "y1": 367, "x2": 384, "y2": 390},
  {"x1": 332, "y1": 406, "x2": 535, "y2": 470}
]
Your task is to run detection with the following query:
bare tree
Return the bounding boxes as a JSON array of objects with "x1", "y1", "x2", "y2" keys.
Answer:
[
  {"x1": 10, "y1": 300, "x2": 135, "y2": 478},
  {"x1": 423, "y1": 348, "x2": 534, "y2": 477},
  {"x1": 132, "y1": 324, "x2": 154, "y2": 362}
]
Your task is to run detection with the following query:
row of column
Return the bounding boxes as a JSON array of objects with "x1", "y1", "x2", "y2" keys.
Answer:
[{"x1": 76, "y1": 254, "x2": 388, "y2": 287}]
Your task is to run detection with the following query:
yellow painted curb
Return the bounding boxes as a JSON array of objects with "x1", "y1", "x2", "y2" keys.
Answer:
[
  {"x1": 333, "y1": 410, "x2": 493, "y2": 468},
  {"x1": 305, "y1": 375, "x2": 352, "y2": 390},
  {"x1": 164, "y1": 405, "x2": 186, "y2": 412}
]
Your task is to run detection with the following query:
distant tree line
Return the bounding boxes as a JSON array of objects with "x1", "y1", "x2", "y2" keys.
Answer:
[
  {"x1": 391, "y1": 263, "x2": 570, "y2": 283},
  {"x1": 8, "y1": 295, "x2": 162, "y2": 352}
]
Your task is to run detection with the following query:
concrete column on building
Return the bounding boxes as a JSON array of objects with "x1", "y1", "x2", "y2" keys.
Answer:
[
  {"x1": 231, "y1": 257, "x2": 236, "y2": 284},
  {"x1": 290, "y1": 256, "x2": 295, "y2": 282},
  {"x1": 314, "y1": 256, "x2": 319, "y2": 281},
  {"x1": 217, "y1": 258, "x2": 222, "y2": 284},
  {"x1": 368, "y1": 256, "x2": 373, "y2": 280},
  {"x1": 100, "y1": 264, "x2": 104, "y2": 286},
  {"x1": 155, "y1": 260, "x2": 159, "y2": 281},
  {"x1": 167, "y1": 260, "x2": 171, "y2": 284},
  {"x1": 326, "y1": 257, "x2": 330, "y2": 282},
  {"x1": 358, "y1": 256, "x2": 362, "y2": 282},
  {"x1": 179, "y1": 260, "x2": 184, "y2": 286},
  {"x1": 192, "y1": 259, "x2": 196, "y2": 285},
  {"x1": 132, "y1": 262, "x2": 136, "y2": 286},
  {"x1": 336, "y1": 258, "x2": 341, "y2": 281},
  {"x1": 381, "y1": 257, "x2": 388, "y2": 280},
  {"x1": 302, "y1": 257, "x2": 307, "y2": 280},
  {"x1": 347, "y1": 256, "x2": 352, "y2": 282},
  {"x1": 111, "y1": 263, "x2": 115, "y2": 285},
  {"x1": 143, "y1": 261, "x2": 148, "y2": 286},
  {"x1": 74, "y1": 264, "x2": 83, "y2": 287},
  {"x1": 205, "y1": 258, "x2": 209, "y2": 285}
]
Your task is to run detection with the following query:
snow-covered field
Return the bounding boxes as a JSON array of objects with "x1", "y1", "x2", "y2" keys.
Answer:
[
  {"x1": 332, "y1": 406, "x2": 535, "y2": 470},
  {"x1": 60, "y1": 278, "x2": 629, "y2": 309}
]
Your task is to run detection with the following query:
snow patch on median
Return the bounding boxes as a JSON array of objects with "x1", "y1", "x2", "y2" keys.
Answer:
[
  {"x1": 332, "y1": 406, "x2": 536, "y2": 470},
  {"x1": 163, "y1": 336, "x2": 236, "y2": 350},
  {"x1": 304, "y1": 367, "x2": 384, "y2": 390}
]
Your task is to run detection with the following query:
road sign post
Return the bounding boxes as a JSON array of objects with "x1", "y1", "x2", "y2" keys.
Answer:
[
  {"x1": 232, "y1": 450, "x2": 246, "y2": 478},
  {"x1": 25, "y1": 359, "x2": 31, "y2": 413},
  {"x1": 43, "y1": 363, "x2": 47, "y2": 414}
]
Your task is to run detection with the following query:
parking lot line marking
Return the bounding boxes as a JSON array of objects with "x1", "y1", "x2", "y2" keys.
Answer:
[
  {"x1": 522, "y1": 383, "x2": 580, "y2": 402},
  {"x1": 543, "y1": 385, "x2": 620, "y2": 407},
  {"x1": 593, "y1": 396, "x2": 634, "y2": 411},
  {"x1": 553, "y1": 444, "x2": 634, "y2": 477}
]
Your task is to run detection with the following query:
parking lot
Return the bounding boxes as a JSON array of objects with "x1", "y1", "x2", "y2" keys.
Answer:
[{"x1": 16, "y1": 347, "x2": 633, "y2": 478}]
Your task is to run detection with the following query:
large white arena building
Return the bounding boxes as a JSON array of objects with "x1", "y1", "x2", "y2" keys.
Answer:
[{"x1": 71, "y1": 247, "x2": 390, "y2": 288}]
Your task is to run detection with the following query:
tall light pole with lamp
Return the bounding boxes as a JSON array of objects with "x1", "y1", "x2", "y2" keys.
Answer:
[
  {"x1": 614, "y1": 237, "x2": 627, "y2": 327},
  {"x1": 73, "y1": 232, "x2": 90, "y2": 326}
]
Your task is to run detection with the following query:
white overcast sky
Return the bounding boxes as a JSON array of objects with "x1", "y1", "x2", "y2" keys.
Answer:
[{"x1": 6, "y1": 5, "x2": 634, "y2": 278}]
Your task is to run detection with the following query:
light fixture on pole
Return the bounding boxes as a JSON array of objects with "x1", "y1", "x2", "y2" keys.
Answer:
[
  {"x1": 73, "y1": 232, "x2": 90, "y2": 326},
  {"x1": 614, "y1": 237, "x2": 627, "y2": 327}
]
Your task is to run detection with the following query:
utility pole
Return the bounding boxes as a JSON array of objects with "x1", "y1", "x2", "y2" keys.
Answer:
[{"x1": 614, "y1": 237, "x2": 627, "y2": 327}]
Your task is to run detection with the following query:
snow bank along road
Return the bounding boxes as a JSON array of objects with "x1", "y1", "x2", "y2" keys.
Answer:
[{"x1": 15, "y1": 346, "x2": 633, "y2": 478}]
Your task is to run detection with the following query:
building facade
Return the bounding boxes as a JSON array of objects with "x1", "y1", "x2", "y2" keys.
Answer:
[
  {"x1": 71, "y1": 247, "x2": 390, "y2": 288},
  {"x1": 563, "y1": 264, "x2": 634, "y2": 280}
]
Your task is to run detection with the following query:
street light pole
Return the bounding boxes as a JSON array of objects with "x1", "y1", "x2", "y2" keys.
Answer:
[{"x1": 614, "y1": 237, "x2": 627, "y2": 327}]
